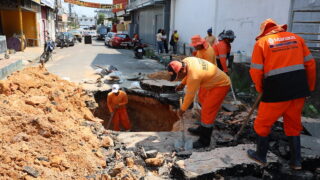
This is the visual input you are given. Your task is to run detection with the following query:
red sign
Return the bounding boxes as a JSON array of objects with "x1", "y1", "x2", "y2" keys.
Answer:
[
  {"x1": 112, "y1": 0, "x2": 128, "y2": 13},
  {"x1": 64, "y1": 0, "x2": 113, "y2": 9}
]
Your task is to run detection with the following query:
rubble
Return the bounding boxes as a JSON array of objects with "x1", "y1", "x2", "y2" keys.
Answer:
[
  {"x1": 140, "y1": 79, "x2": 180, "y2": 93},
  {"x1": 0, "y1": 67, "x2": 105, "y2": 179}
]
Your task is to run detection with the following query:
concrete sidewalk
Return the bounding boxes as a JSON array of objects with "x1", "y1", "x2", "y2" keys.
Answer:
[{"x1": 0, "y1": 47, "x2": 42, "y2": 79}]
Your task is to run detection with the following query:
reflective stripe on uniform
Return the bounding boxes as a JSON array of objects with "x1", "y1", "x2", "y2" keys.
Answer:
[
  {"x1": 264, "y1": 64, "x2": 305, "y2": 78},
  {"x1": 304, "y1": 54, "x2": 314, "y2": 62},
  {"x1": 250, "y1": 63, "x2": 264, "y2": 70}
]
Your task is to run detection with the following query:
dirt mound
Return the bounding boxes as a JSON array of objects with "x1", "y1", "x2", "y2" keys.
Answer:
[
  {"x1": 0, "y1": 67, "x2": 105, "y2": 179},
  {"x1": 147, "y1": 71, "x2": 170, "y2": 80}
]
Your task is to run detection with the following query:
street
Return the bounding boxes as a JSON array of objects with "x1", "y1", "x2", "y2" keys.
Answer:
[{"x1": 46, "y1": 39, "x2": 164, "y2": 82}]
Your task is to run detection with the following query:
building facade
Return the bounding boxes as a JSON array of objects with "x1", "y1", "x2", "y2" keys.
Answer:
[
  {"x1": 127, "y1": 0, "x2": 171, "y2": 46},
  {"x1": 78, "y1": 15, "x2": 95, "y2": 29}
]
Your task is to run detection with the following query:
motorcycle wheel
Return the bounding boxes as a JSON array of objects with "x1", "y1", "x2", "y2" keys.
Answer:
[{"x1": 135, "y1": 52, "x2": 143, "y2": 59}]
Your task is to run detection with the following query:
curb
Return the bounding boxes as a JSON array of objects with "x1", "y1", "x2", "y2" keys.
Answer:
[{"x1": 0, "y1": 60, "x2": 23, "y2": 80}]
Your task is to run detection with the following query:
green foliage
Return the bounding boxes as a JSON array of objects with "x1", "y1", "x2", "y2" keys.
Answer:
[
  {"x1": 97, "y1": 13, "x2": 105, "y2": 25},
  {"x1": 303, "y1": 101, "x2": 320, "y2": 118}
]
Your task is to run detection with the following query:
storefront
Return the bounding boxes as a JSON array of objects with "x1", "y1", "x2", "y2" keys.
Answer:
[{"x1": 0, "y1": 0, "x2": 41, "y2": 50}]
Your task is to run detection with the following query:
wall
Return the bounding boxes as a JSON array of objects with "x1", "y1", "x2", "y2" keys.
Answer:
[{"x1": 170, "y1": 0, "x2": 291, "y2": 55}]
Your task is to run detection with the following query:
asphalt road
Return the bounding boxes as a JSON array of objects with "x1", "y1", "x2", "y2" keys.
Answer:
[{"x1": 46, "y1": 39, "x2": 164, "y2": 82}]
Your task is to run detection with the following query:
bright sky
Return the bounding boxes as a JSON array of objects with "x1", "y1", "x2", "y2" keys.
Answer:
[{"x1": 62, "y1": 0, "x2": 113, "y2": 17}]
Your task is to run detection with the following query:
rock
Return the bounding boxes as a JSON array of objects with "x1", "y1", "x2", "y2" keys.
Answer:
[
  {"x1": 145, "y1": 150, "x2": 158, "y2": 158},
  {"x1": 172, "y1": 144, "x2": 278, "y2": 179},
  {"x1": 37, "y1": 157, "x2": 49, "y2": 162},
  {"x1": 176, "y1": 150, "x2": 192, "y2": 158},
  {"x1": 101, "y1": 136, "x2": 114, "y2": 148},
  {"x1": 23, "y1": 166, "x2": 39, "y2": 178},
  {"x1": 109, "y1": 162, "x2": 125, "y2": 177},
  {"x1": 114, "y1": 151, "x2": 122, "y2": 160},
  {"x1": 25, "y1": 96, "x2": 48, "y2": 106},
  {"x1": 126, "y1": 157, "x2": 134, "y2": 168},
  {"x1": 215, "y1": 132, "x2": 234, "y2": 146},
  {"x1": 145, "y1": 157, "x2": 164, "y2": 167},
  {"x1": 222, "y1": 103, "x2": 239, "y2": 112}
]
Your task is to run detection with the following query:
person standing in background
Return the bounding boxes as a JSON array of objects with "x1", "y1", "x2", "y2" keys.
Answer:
[
  {"x1": 205, "y1": 28, "x2": 216, "y2": 46},
  {"x1": 156, "y1": 29, "x2": 164, "y2": 54},
  {"x1": 162, "y1": 30, "x2": 169, "y2": 54},
  {"x1": 170, "y1": 30, "x2": 179, "y2": 54}
]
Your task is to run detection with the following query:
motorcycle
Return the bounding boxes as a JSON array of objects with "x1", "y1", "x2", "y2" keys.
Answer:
[
  {"x1": 40, "y1": 38, "x2": 54, "y2": 65},
  {"x1": 133, "y1": 39, "x2": 147, "y2": 59}
]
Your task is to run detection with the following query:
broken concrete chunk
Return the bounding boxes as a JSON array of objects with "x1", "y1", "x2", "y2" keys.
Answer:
[
  {"x1": 23, "y1": 166, "x2": 39, "y2": 178},
  {"x1": 140, "y1": 79, "x2": 179, "y2": 93},
  {"x1": 222, "y1": 103, "x2": 239, "y2": 112},
  {"x1": 302, "y1": 117, "x2": 320, "y2": 138},
  {"x1": 173, "y1": 144, "x2": 278, "y2": 179},
  {"x1": 101, "y1": 136, "x2": 114, "y2": 148},
  {"x1": 126, "y1": 157, "x2": 134, "y2": 168},
  {"x1": 301, "y1": 135, "x2": 320, "y2": 162},
  {"x1": 145, "y1": 150, "x2": 158, "y2": 158}
]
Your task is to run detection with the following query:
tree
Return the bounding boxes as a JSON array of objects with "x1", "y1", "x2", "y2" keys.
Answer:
[{"x1": 97, "y1": 13, "x2": 105, "y2": 25}]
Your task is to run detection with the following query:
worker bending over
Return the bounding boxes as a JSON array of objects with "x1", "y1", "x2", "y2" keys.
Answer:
[
  {"x1": 107, "y1": 84, "x2": 131, "y2": 131},
  {"x1": 190, "y1": 35, "x2": 216, "y2": 65},
  {"x1": 247, "y1": 19, "x2": 316, "y2": 170},
  {"x1": 213, "y1": 30, "x2": 236, "y2": 73},
  {"x1": 167, "y1": 57, "x2": 230, "y2": 148}
]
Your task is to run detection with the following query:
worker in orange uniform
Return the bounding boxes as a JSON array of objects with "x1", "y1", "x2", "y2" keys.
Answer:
[
  {"x1": 247, "y1": 19, "x2": 316, "y2": 170},
  {"x1": 107, "y1": 84, "x2": 131, "y2": 131},
  {"x1": 167, "y1": 57, "x2": 230, "y2": 148},
  {"x1": 213, "y1": 30, "x2": 236, "y2": 73},
  {"x1": 190, "y1": 35, "x2": 216, "y2": 65}
]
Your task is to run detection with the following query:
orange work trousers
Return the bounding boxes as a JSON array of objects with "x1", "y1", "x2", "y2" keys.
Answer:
[
  {"x1": 254, "y1": 98, "x2": 305, "y2": 137},
  {"x1": 198, "y1": 85, "x2": 230, "y2": 127},
  {"x1": 112, "y1": 108, "x2": 131, "y2": 131}
]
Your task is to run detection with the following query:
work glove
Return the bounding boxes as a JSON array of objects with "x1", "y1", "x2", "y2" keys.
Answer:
[{"x1": 175, "y1": 84, "x2": 185, "y2": 92}]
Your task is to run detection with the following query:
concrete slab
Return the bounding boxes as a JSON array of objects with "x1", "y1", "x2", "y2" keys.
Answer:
[
  {"x1": 301, "y1": 135, "x2": 320, "y2": 159},
  {"x1": 302, "y1": 117, "x2": 320, "y2": 138},
  {"x1": 173, "y1": 144, "x2": 278, "y2": 179},
  {"x1": 0, "y1": 60, "x2": 23, "y2": 79},
  {"x1": 116, "y1": 132, "x2": 198, "y2": 152}
]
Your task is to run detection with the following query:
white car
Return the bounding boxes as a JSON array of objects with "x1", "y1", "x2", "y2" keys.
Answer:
[
  {"x1": 104, "y1": 32, "x2": 116, "y2": 46},
  {"x1": 83, "y1": 30, "x2": 97, "y2": 37}
]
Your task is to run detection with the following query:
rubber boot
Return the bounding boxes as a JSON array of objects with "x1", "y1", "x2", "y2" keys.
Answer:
[
  {"x1": 288, "y1": 136, "x2": 302, "y2": 170},
  {"x1": 188, "y1": 125, "x2": 202, "y2": 136},
  {"x1": 247, "y1": 135, "x2": 269, "y2": 166},
  {"x1": 193, "y1": 126, "x2": 213, "y2": 149}
]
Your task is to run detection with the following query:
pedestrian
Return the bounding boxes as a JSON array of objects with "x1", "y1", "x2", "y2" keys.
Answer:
[
  {"x1": 167, "y1": 57, "x2": 231, "y2": 149},
  {"x1": 213, "y1": 30, "x2": 236, "y2": 73},
  {"x1": 170, "y1": 30, "x2": 179, "y2": 54},
  {"x1": 111, "y1": 22, "x2": 117, "y2": 33},
  {"x1": 107, "y1": 84, "x2": 131, "y2": 131},
  {"x1": 190, "y1": 35, "x2": 216, "y2": 65},
  {"x1": 205, "y1": 27, "x2": 216, "y2": 46},
  {"x1": 156, "y1": 29, "x2": 164, "y2": 54},
  {"x1": 247, "y1": 19, "x2": 316, "y2": 170},
  {"x1": 162, "y1": 30, "x2": 169, "y2": 54}
]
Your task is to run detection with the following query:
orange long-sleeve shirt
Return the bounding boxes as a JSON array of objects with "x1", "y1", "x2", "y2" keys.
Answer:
[
  {"x1": 195, "y1": 45, "x2": 216, "y2": 65},
  {"x1": 107, "y1": 90, "x2": 128, "y2": 113},
  {"x1": 180, "y1": 57, "x2": 230, "y2": 111},
  {"x1": 213, "y1": 40, "x2": 231, "y2": 72}
]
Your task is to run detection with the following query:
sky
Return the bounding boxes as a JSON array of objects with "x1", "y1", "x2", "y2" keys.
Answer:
[{"x1": 62, "y1": 0, "x2": 113, "y2": 17}]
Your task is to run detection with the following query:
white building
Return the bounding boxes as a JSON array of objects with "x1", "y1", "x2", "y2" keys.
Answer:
[
  {"x1": 78, "y1": 15, "x2": 95, "y2": 29},
  {"x1": 170, "y1": 0, "x2": 320, "y2": 56}
]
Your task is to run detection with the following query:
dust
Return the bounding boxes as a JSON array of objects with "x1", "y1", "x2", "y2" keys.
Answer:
[
  {"x1": 147, "y1": 71, "x2": 170, "y2": 81},
  {"x1": 0, "y1": 66, "x2": 105, "y2": 179}
]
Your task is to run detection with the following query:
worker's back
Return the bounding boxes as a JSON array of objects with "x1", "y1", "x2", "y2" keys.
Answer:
[{"x1": 251, "y1": 31, "x2": 313, "y2": 102}]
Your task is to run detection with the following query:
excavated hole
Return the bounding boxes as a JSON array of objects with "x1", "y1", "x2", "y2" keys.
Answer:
[{"x1": 93, "y1": 90, "x2": 179, "y2": 131}]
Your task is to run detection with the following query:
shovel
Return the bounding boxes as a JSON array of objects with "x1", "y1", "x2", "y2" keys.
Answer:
[
  {"x1": 106, "y1": 109, "x2": 118, "y2": 130},
  {"x1": 174, "y1": 98, "x2": 193, "y2": 151},
  {"x1": 233, "y1": 93, "x2": 263, "y2": 142}
]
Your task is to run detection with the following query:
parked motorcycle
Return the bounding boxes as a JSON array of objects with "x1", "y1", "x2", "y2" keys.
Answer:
[
  {"x1": 133, "y1": 39, "x2": 147, "y2": 59},
  {"x1": 40, "y1": 38, "x2": 54, "y2": 65}
]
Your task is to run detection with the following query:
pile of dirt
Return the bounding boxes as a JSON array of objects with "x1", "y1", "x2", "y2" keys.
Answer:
[
  {"x1": 0, "y1": 67, "x2": 106, "y2": 179},
  {"x1": 147, "y1": 71, "x2": 170, "y2": 81}
]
